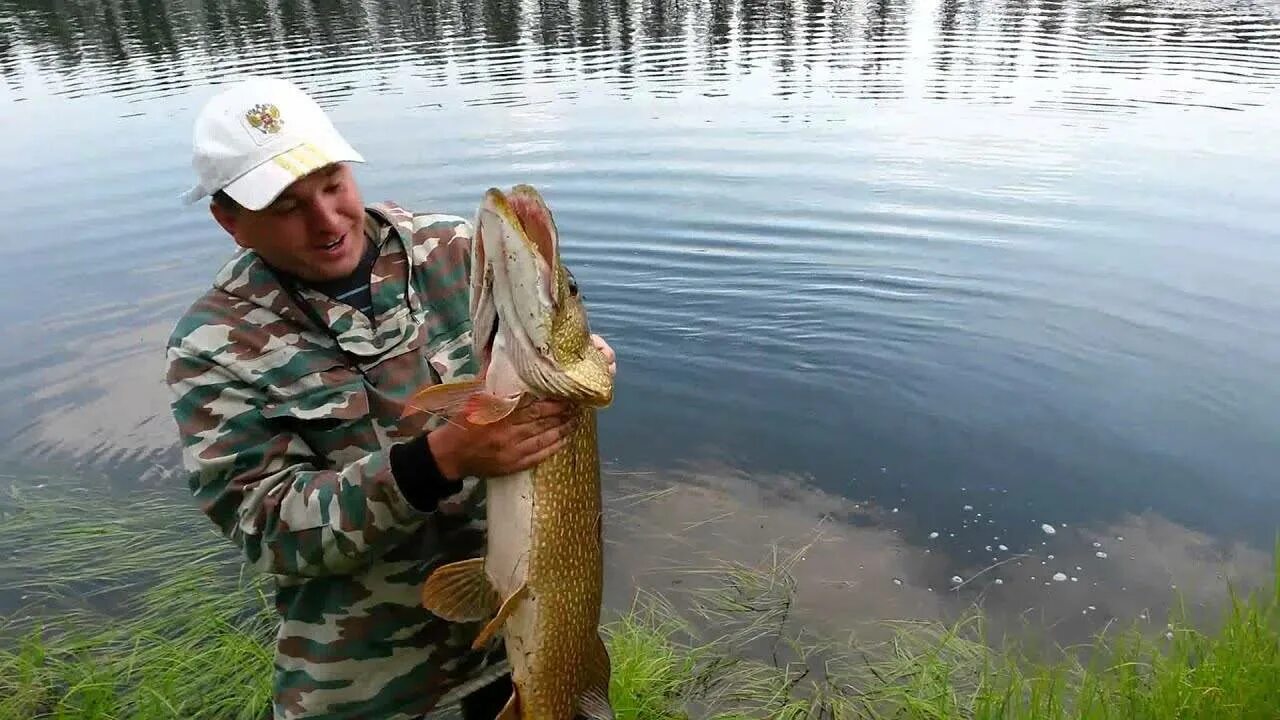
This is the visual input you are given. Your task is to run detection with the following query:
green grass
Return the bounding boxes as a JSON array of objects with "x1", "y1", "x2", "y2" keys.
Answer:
[{"x1": 1, "y1": 479, "x2": 1278, "y2": 719}]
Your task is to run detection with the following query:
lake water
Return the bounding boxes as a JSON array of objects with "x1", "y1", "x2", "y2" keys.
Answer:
[{"x1": 3, "y1": 0, "x2": 1279, "y2": 642}]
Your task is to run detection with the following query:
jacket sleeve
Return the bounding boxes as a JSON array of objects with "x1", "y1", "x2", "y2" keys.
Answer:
[{"x1": 166, "y1": 343, "x2": 448, "y2": 578}]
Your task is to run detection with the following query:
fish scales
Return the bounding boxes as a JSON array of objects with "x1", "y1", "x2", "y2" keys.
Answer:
[
  {"x1": 527, "y1": 408, "x2": 603, "y2": 716},
  {"x1": 409, "y1": 185, "x2": 615, "y2": 720}
]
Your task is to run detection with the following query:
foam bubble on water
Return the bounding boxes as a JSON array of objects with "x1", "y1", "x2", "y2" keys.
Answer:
[
  {"x1": 1088, "y1": 605, "x2": 1096, "y2": 611},
  {"x1": 1092, "y1": 542, "x2": 1102, "y2": 548},
  {"x1": 1041, "y1": 524, "x2": 1056, "y2": 535},
  {"x1": 963, "y1": 505, "x2": 973, "y2": 511},
  {"x1": 985, "y1": 545, "x2": 992, "y2": 552},
  {"x1": 1071, "y1": 577, "x2": 1078, "y2": 582},
  {"x1": 951, "y1": 576, "x2": 963, "y2": 585},
  {"x1": 929, "y1": 532, "x2": 939, "y2": 539},
  {"x1": 892, "y1": 507, "x2": 899, "y2": 513},
  {"x1": 1048, "y1": 554, "x2": 1055, "y2": 560},
  {"x1": 998, "y1": 544, "x2": 1008, "y2": 551},
  {"x1": 892, "y1": 578, "x2": 903, "y2": 586},
  {"x1": 1096, "y1": 551, "x2": 1109, "y2": 559},
  {"x1": 993, "y1": 578, "x2": 1004, "y2": 585},
  {"x1": 1117, "y1": 536, "x2": 1125, "y2": 542},
  {"x1": 1053, "y1": 572, "x2": 1068, "y2": 582}
]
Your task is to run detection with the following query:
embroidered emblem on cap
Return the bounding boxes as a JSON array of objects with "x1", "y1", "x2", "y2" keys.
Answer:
[{"x1": 245, "y1": 103, "x2": 283, "y2": 134}]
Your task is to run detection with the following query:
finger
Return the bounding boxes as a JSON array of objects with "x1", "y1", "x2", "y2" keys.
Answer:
[
  {"x1": 591, "y1": 334, "x2": 616, "y2": 364},
  {"x1": 511, "y1": 417, "x2": 574, "y2": 455},
  {"x1": 509, "y1": 413, "x2": 571, "y2": 443},
  {"x1": 510, "y1": 435, "x2": 571, "y2": 473},
  {"x1": 508, "y1": 399, "x2": 557, "y2": 423},
  {"x1": 513, "y1": 402, "x2": 572, "y2": 428},
  {"x1": 533, "y1": 398, "x2": 573, "y2": 418}
]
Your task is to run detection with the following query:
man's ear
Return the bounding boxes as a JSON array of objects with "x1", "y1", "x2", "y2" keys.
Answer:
[{"x1": 210, "y1": 202, "x2": 251, "y2": 249}]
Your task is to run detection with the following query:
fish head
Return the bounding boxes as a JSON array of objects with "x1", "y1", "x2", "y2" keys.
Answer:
[{"x1": 473, "y1": 184, "x2": 613, "y2": 407}]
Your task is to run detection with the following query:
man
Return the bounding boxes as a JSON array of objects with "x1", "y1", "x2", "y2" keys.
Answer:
[{"x1": 165, "y1": 76, "x2": 616, "y2": 719}]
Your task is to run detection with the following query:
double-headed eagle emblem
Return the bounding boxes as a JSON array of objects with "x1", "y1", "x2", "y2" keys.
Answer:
[{"x1": 245, "y1": 103, "x2": 283, "y2": 134}]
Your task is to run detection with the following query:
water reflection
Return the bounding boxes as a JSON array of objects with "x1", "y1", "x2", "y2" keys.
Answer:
[
  {"x1": 603, "y1": 460, "x2": 1273, "y2": 647},
  {"x1": 5, "y1": 0, "x2": 1280, "y2": 112}
]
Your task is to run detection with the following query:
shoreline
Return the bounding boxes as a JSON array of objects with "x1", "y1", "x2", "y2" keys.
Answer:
[{"x1": 2, "y1": 479, "x2": 1276, "y2": 719}]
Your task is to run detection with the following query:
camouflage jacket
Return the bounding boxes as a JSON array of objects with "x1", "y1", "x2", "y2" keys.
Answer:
[{"x1": 165, "y1": 202, "x2": 506, "y2": 720}]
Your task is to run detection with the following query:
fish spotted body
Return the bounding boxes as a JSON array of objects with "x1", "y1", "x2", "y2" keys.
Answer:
[{"x1": 406, "y1": 185, "x2": 615, "y2": 720}]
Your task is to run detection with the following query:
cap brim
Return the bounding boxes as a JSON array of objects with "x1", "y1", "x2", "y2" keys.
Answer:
[
  {"x1": 222, "y1": 136, "x2": 365, "y2": 211},
  {"x1": 181, "y1": 184, "x2": 209, "y2": 205}
]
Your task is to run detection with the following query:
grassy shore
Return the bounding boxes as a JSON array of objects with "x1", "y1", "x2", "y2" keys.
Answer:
[{"x1": 1, "y1": 479, "x2": 1277, "y2": 719}]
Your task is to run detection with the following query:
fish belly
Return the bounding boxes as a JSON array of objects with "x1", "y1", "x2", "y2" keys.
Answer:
[{"x1": 484, "y1": 468, "x2": 539, "y2": 689}]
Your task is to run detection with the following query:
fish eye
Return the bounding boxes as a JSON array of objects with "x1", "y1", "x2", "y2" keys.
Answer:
[{"x1": 566, "y1": 270, "x2": 579, "y2": 297}]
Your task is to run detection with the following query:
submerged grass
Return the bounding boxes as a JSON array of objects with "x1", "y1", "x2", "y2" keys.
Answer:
[{"x1": 1, "y1": 479, "x2": 1278, "y2": 719}]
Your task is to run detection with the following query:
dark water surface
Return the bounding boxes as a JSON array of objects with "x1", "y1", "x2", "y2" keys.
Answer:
[{"x1": 3, "y1": 0, "x2": 1280, "y2": 638}]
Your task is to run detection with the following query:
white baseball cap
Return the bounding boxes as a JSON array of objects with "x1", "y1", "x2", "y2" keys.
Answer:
[{"x1": 181, "y1": 76, "x2": 365, "y2": 211}]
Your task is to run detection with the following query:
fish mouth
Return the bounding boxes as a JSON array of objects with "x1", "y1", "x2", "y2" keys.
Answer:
[
  {"x1": 476, "y1": 187, "x2": 558, "y2": 359},
  {"x1": 471, "y1": 186, "x2": 611, "y2": 406}
]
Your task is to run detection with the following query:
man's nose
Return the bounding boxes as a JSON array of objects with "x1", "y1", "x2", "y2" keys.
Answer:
[{"x1": 307, "y1": 197, "x2": 347, "y2": 235}]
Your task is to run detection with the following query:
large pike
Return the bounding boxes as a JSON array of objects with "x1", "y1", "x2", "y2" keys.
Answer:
[{"x1": 406, "y1": 185, "x2": 616, "y2": 720}]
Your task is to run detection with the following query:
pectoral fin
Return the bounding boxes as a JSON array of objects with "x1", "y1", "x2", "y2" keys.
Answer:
[
  {"x1": 462, "y1": 392, "x2": 523, "y2": 425},
  {"x1": 402, "y1": 378, "x2": 523, "y2": 426},
  {"x1": 403, "y1": 379, "x2": 483, "y2": 419},
  {"x1": 420, "y1": 558, "x2": 497, "y2": 622},
  {"x1": 577, "y1": 633, "x2": 615, "y2": 720},
  {"x1": 471, "y1": 582, "x2": 529, "y2": 650}
]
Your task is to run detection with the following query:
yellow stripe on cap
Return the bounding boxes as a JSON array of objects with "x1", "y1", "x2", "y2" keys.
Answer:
[
  {"x1": 296, "y1": 142, "x2": 332, "y2": 168},
  {"x1": 272, "y1": 149, "x2": 309, "y2": 179},
  {"x1": 271, "y1": 142, "x2": 335, "y2": 179}
]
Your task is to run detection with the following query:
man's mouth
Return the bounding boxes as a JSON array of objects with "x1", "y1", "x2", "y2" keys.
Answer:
[{"x1": 317, "y1": 234, "x2": 346, "y2": 255}]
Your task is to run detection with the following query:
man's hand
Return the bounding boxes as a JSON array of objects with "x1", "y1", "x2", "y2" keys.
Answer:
[
  {"x1": 428, "y1": 398, "x2": 575, "y2": 480},
  {"x1": 426, "y1": 334, "x2": 615, "y2": 481},
  {"x1": 591, "y1": 334, "x2": 617, "y2": 376}
]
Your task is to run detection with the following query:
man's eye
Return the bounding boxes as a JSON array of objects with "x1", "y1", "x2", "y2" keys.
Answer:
[{"x1": 325, "y1": 183, "x2": 342, "y2": 193}]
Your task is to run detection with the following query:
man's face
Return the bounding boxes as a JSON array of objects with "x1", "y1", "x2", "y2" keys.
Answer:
[{"x1": 211, "y1": 163, "x2": 367, "y2": 283}]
